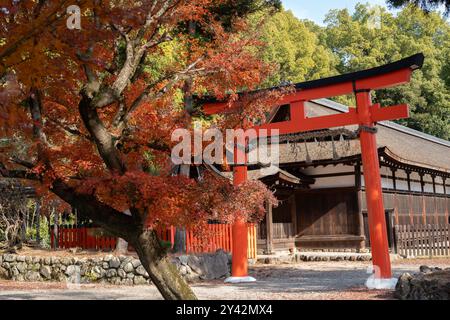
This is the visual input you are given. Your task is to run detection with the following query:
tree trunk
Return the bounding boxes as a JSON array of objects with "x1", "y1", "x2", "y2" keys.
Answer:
[
  {"x1": 133, "y1": 229, "x2": 197, "y2": 300},
  {"x1": 115, "y1": 209, "x2": 131, "y2": 254},
  {"x1": 50, "y1": 180, "x2": 197, "y2": 300}
]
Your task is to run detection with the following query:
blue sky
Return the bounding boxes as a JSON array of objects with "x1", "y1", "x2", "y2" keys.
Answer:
[{"x1": 281, "y1": 0, "x2": 391, "y2": 25}]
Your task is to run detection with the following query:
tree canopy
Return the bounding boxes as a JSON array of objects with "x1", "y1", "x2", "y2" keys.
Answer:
[
  {"x1": 387, "y1": 0, "x2": 450, "y2": 15},
  {"x1": 0, "y1": 0, "x2": 279, "y2": 300},
  {"x1": 256, "y1": 4, "x2": 450, "y2": 139},
  {"x1": 254, "y1": 10, "x2": 337, "y2": 86}
]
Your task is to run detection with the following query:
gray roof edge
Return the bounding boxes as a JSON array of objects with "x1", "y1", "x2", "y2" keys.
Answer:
[{"x1": 312, "y1": 98, "x2": 450, "y2": 148}]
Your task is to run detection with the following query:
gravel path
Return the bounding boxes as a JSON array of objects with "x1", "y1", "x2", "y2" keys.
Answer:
[{"x1": 0, "y1": 259, "x2": 448, "y2": 300}]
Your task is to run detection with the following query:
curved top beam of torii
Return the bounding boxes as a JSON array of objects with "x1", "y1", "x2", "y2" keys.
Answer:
[{"x1": 201, "y1": 53, "x2": 424, "y2": 136}]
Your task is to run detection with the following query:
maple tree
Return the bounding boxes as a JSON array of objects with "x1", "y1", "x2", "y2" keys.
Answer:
[{"x1": 0, "y1": 0, "x2": 279, "y2": 300}]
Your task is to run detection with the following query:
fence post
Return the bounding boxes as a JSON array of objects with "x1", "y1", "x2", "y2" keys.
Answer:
[
  {"x1": 446, "y1": 224, "x2": 449, "y2": 256},
  {"x1": 170, "y1": 226, "x2": 175, "y2": 249}
]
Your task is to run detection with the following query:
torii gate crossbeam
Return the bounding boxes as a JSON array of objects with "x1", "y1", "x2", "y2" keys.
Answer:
[{"x1": 203, "y1": 53, "x2": 424, "y2": 285}]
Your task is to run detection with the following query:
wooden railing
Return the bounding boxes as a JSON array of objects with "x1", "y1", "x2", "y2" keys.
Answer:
[
  {"x1": 50, "y1": 225, "x2": 117, "y2": 251},
  {"x1": 51, "y1": 223, "x2": 258, "y2": 259},
  {"x1": 178, "y1": 224, "x2": 257, "y2": 259},
  {"x1": 395, "y1": 224, "x2": 450, "y2": 257},
  {"x1": 257, "y1": 223, "x2": 295, "y2": 240}
]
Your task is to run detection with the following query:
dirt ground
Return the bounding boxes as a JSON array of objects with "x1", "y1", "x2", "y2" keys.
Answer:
[{"x1": 1, "y1": 258, "x2": 448, "y2": 300}]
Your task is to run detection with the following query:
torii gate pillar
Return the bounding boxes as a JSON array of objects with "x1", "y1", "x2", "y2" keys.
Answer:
[
  {"x1": 225, "y1": 148, "x2": 256, "y2": 283},
  {"x1": 356, "y1": 91, "x2": 392, "y2": 279}
]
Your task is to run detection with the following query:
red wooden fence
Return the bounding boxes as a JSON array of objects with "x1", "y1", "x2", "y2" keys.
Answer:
[
  {"x1": 185, "y1": 224, "x2": 233, "y2": 254},
  {"x1": 157, "y1": 224, "x2": 257, "y2": 258},
  {"x1": 50, "y1": 226, "x2": 117, "y2": 251},
  {"x1": 51, "y1": 224, "x2": 257, "y2": 258}
]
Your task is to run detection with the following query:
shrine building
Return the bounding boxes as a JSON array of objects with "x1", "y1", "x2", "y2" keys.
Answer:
[{"x1": 241, "y1": 98, "x2": 450, "y2": 254}]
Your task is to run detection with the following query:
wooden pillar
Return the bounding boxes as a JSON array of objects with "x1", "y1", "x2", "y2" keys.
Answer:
[
  {"x1": 419, "y1": 173, "x2": 425, "y2": 193},
  {"x1": 355, "y1": 163, "x2": 362, "y2": 189},
  {"x1": 406, "y1": 170, "x2": 411, "y2": 192},
  {"x1": 265, "y1": 202, "x2": 274, "y2": 255},
  {"x1": 290, "y1": 195, "x2": 297, "y2": 238},
  {"x1": 443, "y1": 177, "x2": 449, "y2": 223},
  {"x1": 420, "y1": 173, "x2": 426, "y2": 224},
  {"x1": 391, "y1": 167, "x2": 399, "y2": 225},
  {"x1": 231, "y1": 165, "x2": 249, "y2": 277},
  {"x1": 406, "y1": 170, "x2": 413, "y2": 224},
  {"x1": 391, "y1": 168, "x2": 397, "y2": 190},
  {"x1": 431, "y1": 175, "x2": 437, "y2": 224},
  {"x1": 357, "y1": 190, "x2": 366, "y2": 251},
  {"x1": 356, "y1": 90, "x2": 391, "y2": 279},
  {"x1": 355, "y1": 164, "x2": 365, "y2": 250},
  {"x1": 431, "y1": 175, "x2": 436, "y2": 193}
]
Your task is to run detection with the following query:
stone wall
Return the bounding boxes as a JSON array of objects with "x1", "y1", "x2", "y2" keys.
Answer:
[{"x1": 0, "y1": 250, "x2": 231, "y2": 285}]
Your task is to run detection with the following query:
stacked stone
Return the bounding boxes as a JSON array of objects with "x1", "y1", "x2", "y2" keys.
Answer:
[
  {"x1": 172, "y1": 250, "x2": 231, "y2": 282},
  {"x1": 0, "y1": 253, "x2": 150, "y2": 285},
  {"x1": 0, "y1": 250, "x2": 232, "y2": 285}
]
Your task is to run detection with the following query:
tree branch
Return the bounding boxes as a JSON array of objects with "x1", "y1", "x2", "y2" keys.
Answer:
[
  {"x1": 8, "y1": 157, "x2": 35, "y2": 169},
  {"x1": 50, "y1": 179, "x2": 137, "y2": 239},
  {"x1": 116, "y1": 57, "x2": 208, "y2": 131},
  {"x1": 0, "y1": 163, "x2": 40, "y2": 181},
  {"x1": 46, "y1": 117, "x2": 93, "y2": 141}
]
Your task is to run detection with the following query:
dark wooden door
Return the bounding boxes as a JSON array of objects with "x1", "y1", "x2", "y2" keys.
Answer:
[{"x1": 296, "y1": 189, "x2": 359, "y2": 236}]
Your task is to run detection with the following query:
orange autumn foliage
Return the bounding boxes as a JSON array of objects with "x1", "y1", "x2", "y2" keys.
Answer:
[{"x1": 0, "y1": 0, "x2": 279, "y2": 232}]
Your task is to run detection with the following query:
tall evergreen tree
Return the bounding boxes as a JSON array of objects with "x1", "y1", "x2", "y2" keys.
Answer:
[
  {"x1": 253, "y1": 9, "x2": 337, "y2": 86},
  {"x1": 317, "y1": 4, "x2": 450, "y2": 139},
  {"x1": 387, "y1": 0, "x2": 450, "y2": 15}
]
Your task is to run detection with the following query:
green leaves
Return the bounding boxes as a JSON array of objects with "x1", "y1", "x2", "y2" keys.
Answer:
[
  {"x1": 321, "y1": 4, "x2": 450, "y2": 139},
  {"x1": 257, "y1": 4, "x2": 450, "y2": 139},
  {"x1": 256, "y1": 10, "x2": 336, "y2": 86}
]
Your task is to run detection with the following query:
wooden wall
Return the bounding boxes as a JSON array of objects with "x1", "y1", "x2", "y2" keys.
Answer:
[
  {"x1": 295, "y1": 188, "x2": 359, "y2": 237},
  {"x1": 361, "y1": 190, "x2": 450, "y2": 225},
  {"x1": 272, "y1": 200, "x2": 292, "y2": 223}
]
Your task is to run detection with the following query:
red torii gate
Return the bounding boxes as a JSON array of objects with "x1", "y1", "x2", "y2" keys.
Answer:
[{"x1": 203, "y1": 53, "x2": 424, "y2": 283}]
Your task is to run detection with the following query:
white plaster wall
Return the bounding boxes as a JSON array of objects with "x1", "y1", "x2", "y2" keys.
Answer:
[
  {"x1": 423, "y1": 183, "x2": 434, "y2": 193},
  {"x1": 435, "y1": 184, "x2": 445, "y2": 194},
  {"x1": 410, "y1": 172, "x2": 422, "y2": 192},
  {"x1": 435, "y1": 177, "x2": 445, "y2": 194},
  {"x1": 396, "y1": 179, "x2": 409, "y2": 191}
]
